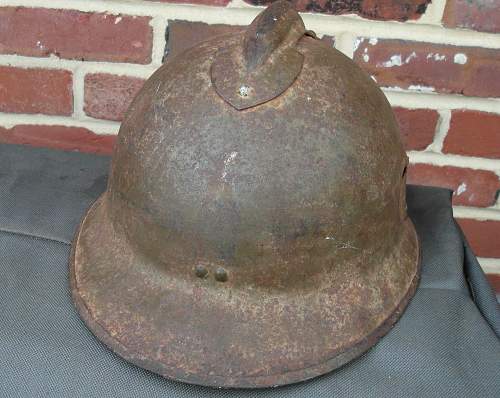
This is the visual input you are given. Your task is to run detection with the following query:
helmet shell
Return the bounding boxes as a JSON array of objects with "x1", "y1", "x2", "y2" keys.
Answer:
[{"x1": 70, "y1": 1, "x2": 420, "y2": 388}]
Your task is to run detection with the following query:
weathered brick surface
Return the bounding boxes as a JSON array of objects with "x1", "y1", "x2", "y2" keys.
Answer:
[
  {"x1": 407, "y1": 163, "x2": 500, "y2": 207},
  {"x1": 148, "y1": 0, "x2": 230, "y2": 5},
  {"x1": 443, "y1": 110, "x2": 500, "y2": 159},
  {"x1": 84, "y1": 74, "x2": 145, "y2": 122},
  {"x1": 393, "y1": 107, "x2": 438, "y2": 150},
  {"x1": 457, "y1": 218, "x2": 500, "y2": 258},
  {"x1": 0, "y1": 7, "x2": 152, "y2": 64},
  {"x1": 443, "y1": 0, "x2": 500, "y2": 34},
  {"x1": 165, "y1": 20, "x2": 243, "y2": 60},
  {"x1": 0, "y1": 66, "x2": 72, "y2": 116},
  {"x1": 354, "y1": 38, "x2": 500, "y2": 98},
  {"x1": 243, "y1": 0, "x2": 431, "y2": 21},
  {"x1": 0, "y1": 125, "x2": 115, "y2": 155}
]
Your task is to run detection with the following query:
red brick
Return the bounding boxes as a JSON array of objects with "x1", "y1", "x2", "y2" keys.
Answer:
[
  {"x1": 354, "y1": 38, "x2": 500, "y2": 98},
  {"x1": 243, "y1": 0, "x2": 431, "y2": 21},
  {"x1": 486, "y1": 273, "x2": 500, "y2": 297},
  {"x1": 471, "y1": 61, "x2": 500, "y2": 98},
  {"x1": 407, "y1": 163, "x2": 500, "y2": 207},
  {"x1": 457, "y1": 219, "x2": 500, "y2": 258},
  {"x1": 84, "y1": 74, "x2": 145, "y2": 122},
  {"x1": 393, "y1": 107, "x2": 439, "y2": 150},
  {"x1": 148, "y1": 0, "x2": 230, "y2": 5},
  {"x1": 443, "y1": 0, "x2": 500, "y2": 34},
  {"x1": 443, "y1": 110, "x2": 500, "y2": 159},
  {"x1": 165, "y1": 20, "x2": 243, "y2": 60},
  {"x1": 0, "y1": 66, "x2": 72, "y2": 116},
  {"x1": 0, "y1": 7, "x2": 152, "y2": 64},
  {"x1": 0, "y1": 125, "x2": 115, "y2": 155}
]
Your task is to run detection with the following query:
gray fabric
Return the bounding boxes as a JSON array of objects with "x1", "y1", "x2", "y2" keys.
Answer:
[
  {"x1": 461, "y1": 231, "x2": 500, "y2": 335},
  {"x1": 0, "y1": 144, "x2": 499, "y2": 398},
  {"x1": 0, "y1": 146, "x2": 109, "y2": 243}
]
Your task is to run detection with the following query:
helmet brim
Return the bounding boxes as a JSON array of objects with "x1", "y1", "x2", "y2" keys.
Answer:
[{"x1": 70, "y1": 193, "x2": 420, "y2": 388}]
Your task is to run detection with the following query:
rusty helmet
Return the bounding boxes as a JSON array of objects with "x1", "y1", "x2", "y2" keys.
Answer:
[{"x1": 70, "y1": 1, "x2": 420, "y2": 389}]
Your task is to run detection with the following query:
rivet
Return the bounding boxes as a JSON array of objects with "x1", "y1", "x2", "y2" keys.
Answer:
[
  {"x1": 238, "y1": 85, "x2": 250, "y2": 97},
  {"x1": 194, "y1": 265, "x2": 208, "y2": 278},
  {"x1": 214, "y1": 267, "x2": 228, "y2": 282}
]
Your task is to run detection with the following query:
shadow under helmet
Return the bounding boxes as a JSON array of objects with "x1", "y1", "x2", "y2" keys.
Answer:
[{"x1": 70, "y1": 1, "x2": 420, "y2": 389}]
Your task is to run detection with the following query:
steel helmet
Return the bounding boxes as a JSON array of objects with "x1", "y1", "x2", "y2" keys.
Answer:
[{"x1": 70, "y1": 1, "x2": 420, "y2": 388}]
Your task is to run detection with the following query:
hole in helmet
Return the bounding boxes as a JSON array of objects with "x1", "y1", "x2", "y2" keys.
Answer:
[
  {"x1": 214, "y1": 267, "x2": 228, "y2": 282},
  {"x1": 194, "y1": 265, "x2": 208, "y2": 278}
]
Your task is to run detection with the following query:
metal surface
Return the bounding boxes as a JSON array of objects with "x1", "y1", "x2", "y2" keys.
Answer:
[
  {"x1": 211, "y1": 1, "x2": 307, "y2": 109},
  {"x1": 70, "y1": 1, "x2": 421, "y2": 389}
]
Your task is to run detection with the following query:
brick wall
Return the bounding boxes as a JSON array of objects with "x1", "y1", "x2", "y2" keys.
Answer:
[{"x1": 0, "y1": 0, "x2": 499, "y2": 293}]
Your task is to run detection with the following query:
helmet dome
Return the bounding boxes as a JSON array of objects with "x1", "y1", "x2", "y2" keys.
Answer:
[{"x1": 70, "y1": 1, "x2": 420, "y2": 388}]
